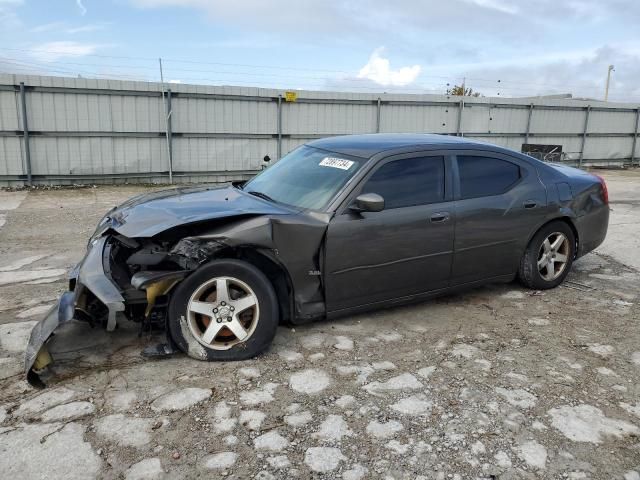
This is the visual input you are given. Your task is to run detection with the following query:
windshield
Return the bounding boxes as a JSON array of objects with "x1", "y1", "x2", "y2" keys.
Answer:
[{"x1": 242, "y1": 146, "x2": 364, "y2": 210}]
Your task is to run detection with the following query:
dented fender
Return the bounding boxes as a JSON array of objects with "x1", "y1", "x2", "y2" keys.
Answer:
[{"x1": 170, "y1": 214, "x2": 331, "y2": 321}]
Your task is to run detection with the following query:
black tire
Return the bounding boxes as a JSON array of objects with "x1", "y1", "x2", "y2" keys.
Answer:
[
  {"x1": 518, "y1": 220, "x2": 575, "y2": 290},
  {"x1": 168, "y1": 259, "x2": 279, "y2": 361}
]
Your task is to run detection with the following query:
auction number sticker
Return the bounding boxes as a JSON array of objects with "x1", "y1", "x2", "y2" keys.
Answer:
[{"x1": 319, "y1": 157, "x2": 354, "y2": 170}]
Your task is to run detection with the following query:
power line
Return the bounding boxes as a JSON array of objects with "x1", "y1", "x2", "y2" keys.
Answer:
[
  {"x1": 0, "y1": 55, "x2": 450, "y2": 92},
  {"x1": 0, "y1": 45, "x2": 620, "y2": 93},
  {"x1": 0, "y1": 57, "x2": 151, "y2": 81},
  {"x1": 1, "y1": 48, "x2": 639, "y2": 101}
]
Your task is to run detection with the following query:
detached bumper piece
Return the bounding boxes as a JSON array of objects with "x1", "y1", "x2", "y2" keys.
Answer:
[
  {"x1": 24, "y1": 236, "x2": 125, "y2": 387},
  {"x1": 24, "y1": 294, "x2": 73, "y2": 388}
]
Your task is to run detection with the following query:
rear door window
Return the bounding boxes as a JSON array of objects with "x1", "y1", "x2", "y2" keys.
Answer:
[
  {"x1": 361, "y1": 156, "x2": 445, "y2": 209},
  {"x1": 457, "y1": 156, "x2": 520, "y2": 199}
]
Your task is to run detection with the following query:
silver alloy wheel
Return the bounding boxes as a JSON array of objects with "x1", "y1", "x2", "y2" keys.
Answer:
[
  {"x1": 537, "y1": 232, "x2": 570, "y2": 281},
  {"x1": 187, "y1": 276, "x2": 260, "y2": 350}
]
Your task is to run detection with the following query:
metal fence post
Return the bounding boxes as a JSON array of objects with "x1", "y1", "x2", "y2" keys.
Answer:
[
  {"x1": 524, "y1": 103, "x2": 534, "y2": 144},
  {"x1": 277, "y1": 95, "x2": 282, "y2": 159},
  {"x1": 631, "y1": 108, "x2": 639, "y2": 167},
  {"x1": 456, "y1": 98, "x2": 464, "y2": 136},
  {"x1": 19, "y1": 82, "x2": 33, "y2": 186},
  {"x1": 166, "y1": 88, "x2": 173, "y2": 182},
  {"x1": 579, "y1": 105, "x2": 591, "y2": 167},
  {"x1": 376, "y1": 97, "x2": 381, "y2": 133}
]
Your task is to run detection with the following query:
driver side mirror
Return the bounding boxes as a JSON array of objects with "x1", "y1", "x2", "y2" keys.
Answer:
[{"x1": 350, "y1": 193, "x2": 385, "y2": 213}]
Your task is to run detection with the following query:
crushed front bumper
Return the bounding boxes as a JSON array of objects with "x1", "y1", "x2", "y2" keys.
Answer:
[{"x1": 24, "y1": 236, "x2": 125, "y2": 387}]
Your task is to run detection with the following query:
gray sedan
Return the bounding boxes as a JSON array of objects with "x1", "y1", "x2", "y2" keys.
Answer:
[{"x1": 25, "y1": 134, "x2": 609, "y2": 385}]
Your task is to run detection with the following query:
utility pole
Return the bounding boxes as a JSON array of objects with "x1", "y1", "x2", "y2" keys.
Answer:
[
  {"x1": 461, "y1": 77, "x2": 466, "y2": 96},
  {"x1": 604, "y1": 65, "x2": 614, "y2": 102},
  {"x1": 159, "y1": 57, "x2": 173, "y2": 184}
]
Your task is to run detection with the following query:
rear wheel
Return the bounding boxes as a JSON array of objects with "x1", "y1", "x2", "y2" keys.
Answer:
[
  {"x1": 518, "y1": 221, "x2": 575, "y2": 290},
  {"x1": 168, "y1": 259, "x2": 279, "y2": 361}
]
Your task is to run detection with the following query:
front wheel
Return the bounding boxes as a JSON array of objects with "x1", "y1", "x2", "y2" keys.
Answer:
[
  {"x1": 168, "y1": 259, "x2": 279, "y2": 361},
  {"x1": 518, "y1": 221, "x2": 575, "y2": 290}
]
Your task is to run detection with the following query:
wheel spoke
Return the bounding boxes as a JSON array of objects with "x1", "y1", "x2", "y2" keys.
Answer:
[
  {"x1": 226, "y1": 317, "x2": 249, "y2": 340},
  {"x1": 554, "y1": 253, "x2": 568, "y2": 263},
  {"x1": 233, "y1": 294, "x2": 257, "y2": 313},
  {"x1": 548, "y1": 259, "x2": 556, "y2": 276},
  {"x1": 216, "y1": 278, "x2": 230, "y2": 304},
  {"x1": 201, "y1": 321, "x2": 224, "y2": 344},
  {"x1": 550, "y1": 235, "x2": 565, "y2": 252},
  {"x1": 542, "y1": 239, "x2": 551, "y2": 253},
  {"x1": 189, "y1": 300, "x2": 214, "y2": 317},
  {"x1": 537, "y1": 256, "x2": 547, "y2": 269},
  {"x1": 542, "y1": 263, "x2": 555, "y2": 281}
]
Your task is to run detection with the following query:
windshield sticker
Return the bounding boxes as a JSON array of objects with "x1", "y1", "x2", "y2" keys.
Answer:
[{"x1": 319, "y1": 157, "x2": 354, "y2": 170}]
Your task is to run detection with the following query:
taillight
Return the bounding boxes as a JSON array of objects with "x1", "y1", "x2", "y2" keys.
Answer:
[{"x1": 594, "y1": 174, "x2": 608, "y2": 205}]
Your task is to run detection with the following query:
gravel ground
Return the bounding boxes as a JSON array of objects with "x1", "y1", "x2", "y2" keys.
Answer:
[{"x1": 0, "y1": 171, "x2": 639, "y2": 480}]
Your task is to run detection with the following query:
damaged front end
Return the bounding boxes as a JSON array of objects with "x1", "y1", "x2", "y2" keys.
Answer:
[
  {"x1": 25, "y1": 236, "x2": 125, "y2": 386},
  {"x1": 24, "y1": 184, "x2": 332, "y2": 387},
  {"x1": 24, "y1": 234, "x2": 189, "y2": 388}
]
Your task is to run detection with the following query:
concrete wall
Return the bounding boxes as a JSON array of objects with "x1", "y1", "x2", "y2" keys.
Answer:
[{"x1": 0, "y1": 74, "x2": 638, "y2": 187}]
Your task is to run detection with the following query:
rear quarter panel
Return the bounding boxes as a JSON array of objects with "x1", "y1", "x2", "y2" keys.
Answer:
[
  {"x1": 568, "y1": 179, "x2": 609, "y2": 256},
  {"x1": 539, "y1": 163, "x2": 609, "y2": 257}
]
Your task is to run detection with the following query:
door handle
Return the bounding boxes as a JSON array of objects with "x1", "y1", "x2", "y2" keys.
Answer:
[
  {"x1": 430, "y1": 212, "x2": 450, "y2": 223},
  {"x1": 523, "y1": 200, "x2": 537, "y2": 209}
]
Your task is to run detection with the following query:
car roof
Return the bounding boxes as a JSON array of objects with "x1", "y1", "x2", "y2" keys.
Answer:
[{"x1": 307, "y1": 133, "x2": 492, "y2": 159}]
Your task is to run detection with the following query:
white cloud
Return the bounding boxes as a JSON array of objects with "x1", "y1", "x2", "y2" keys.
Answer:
[
  {"x1": 130, "y1": 0, "x2": 374, "y2": 35},
  {"x1": 67, "y1": 23, "x2": 106, "y2": 34},
  {"x1": 30, "y1": 21, "x2": 65, "y2": 33},
  {"x1": 29, "y1": 41, "x2": 101, "y2": 62},
  {"x1": 76, "y1": 0, "x2": 87, "y2": 15},
  {"x1": 29, "y1": 22, "x2": 107, "y2": 34},
  {"x1": 129, "y1": 0, "x2": 640, "y2": 37},
  {"x1": 452, "y1": 45, "x2": 640, "y2": 102},
  {"x1": 168, "y1": 79, "x2": 181, "y2": 83},
  {"x1": 357, "y1": 48, "x2": 421, "y2": 87},
  {"x1": 463, "y1": 0, "x2": 518, "y2": 14}
]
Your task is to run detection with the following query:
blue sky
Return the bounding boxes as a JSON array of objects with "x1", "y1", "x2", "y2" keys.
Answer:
[{"x1": 1, "y1": 0, "x2": 639, "y2": 101}]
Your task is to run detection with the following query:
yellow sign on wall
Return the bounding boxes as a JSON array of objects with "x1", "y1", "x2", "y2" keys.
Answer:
[{"x1": 284, "y1": 91, "x2": 298, "y2": 102}]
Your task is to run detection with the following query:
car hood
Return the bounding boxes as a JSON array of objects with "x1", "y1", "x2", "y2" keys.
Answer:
[{"x1": 107, "y1": 184, "x2": 294, "y2": 238}]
